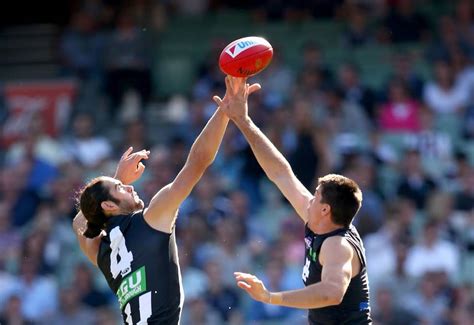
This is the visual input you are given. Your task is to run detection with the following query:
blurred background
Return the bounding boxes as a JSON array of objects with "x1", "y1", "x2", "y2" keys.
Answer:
[{"x1": 0, "y1": 0, "x2": 474, "y2": 324}]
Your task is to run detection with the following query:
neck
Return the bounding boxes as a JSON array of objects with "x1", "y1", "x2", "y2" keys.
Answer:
[{"x1": 309, "y1": 216, "x2": 345, "y2": 234}]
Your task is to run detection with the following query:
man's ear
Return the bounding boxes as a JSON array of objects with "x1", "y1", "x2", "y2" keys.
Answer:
[
  {"x1": 322, "y1": 204, "x2": 331, "y2": 216},
  {"x1": 101, "y1": 201, "x2": 119, "y2": 213}
]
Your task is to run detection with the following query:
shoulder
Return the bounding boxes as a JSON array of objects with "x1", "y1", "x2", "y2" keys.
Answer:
[
  {"x1": 321, "y1": 235, "x2": 353, "y2": 251},
  {"x1": 320, "y1": 235, "x2": 353, "y2": 264}
]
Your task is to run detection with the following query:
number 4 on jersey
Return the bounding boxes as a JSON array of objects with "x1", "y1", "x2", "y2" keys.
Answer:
[
  {"x1": 110, "y1": 226, "x2": 134, "y2": 279},
  {"x1": 302, "y1": 257, "x2": 310, "y2": 282}
]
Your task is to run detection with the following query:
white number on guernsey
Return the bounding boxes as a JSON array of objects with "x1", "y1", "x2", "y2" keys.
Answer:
[
  {"x1": 302, "y1": 257, "x2": 310, "y2": 282},
  {"x1": 110, "y1": 226, "x2": 134, "y2": 279},
  {"x1": 124, "y1": 292, "x2": 152, "y2": 325}
]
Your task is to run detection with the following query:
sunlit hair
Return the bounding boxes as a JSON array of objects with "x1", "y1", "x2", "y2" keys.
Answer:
[
  {"x1": 77, "y1": 177, "x2": 119, "y2": 238},
  {"x1": 318, "y1": 174, "x2": 363, "y2": 227}
]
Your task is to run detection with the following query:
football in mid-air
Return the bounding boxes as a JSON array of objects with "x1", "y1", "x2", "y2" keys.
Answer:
[{"x1": 219, "y1": 36, "x2": 273, "y2": 77}]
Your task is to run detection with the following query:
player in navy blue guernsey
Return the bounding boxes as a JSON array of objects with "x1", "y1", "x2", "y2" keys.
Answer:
[
  {"x1": 214, "y1": 79, "x2": 372, "y2": 324},
  {"x1": 72, "y1": 76, "x2": 261, "y2": 325}
]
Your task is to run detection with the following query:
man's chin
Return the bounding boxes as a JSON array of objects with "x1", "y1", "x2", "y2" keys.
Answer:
[{"x1": 137, "y1": 200, "x2": 145, "y2": 210}]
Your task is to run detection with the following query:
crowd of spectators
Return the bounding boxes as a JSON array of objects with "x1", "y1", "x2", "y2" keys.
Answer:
[{"x1": 1, "y1": 0, "x2": 474, "y2": 324}]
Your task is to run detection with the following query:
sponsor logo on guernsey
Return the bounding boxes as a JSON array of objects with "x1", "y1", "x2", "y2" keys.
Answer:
[
  {"x1": 117, "y1": 266, "x2": 147, "y2": 309},
  {"x1": 304, "y1": 237, "x2": 312, "y2": 248},
  {"x1": 225, "y1": 39, "x2": 258, "y2": 58}
]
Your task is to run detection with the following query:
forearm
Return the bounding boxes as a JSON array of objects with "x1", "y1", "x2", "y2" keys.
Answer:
[
  {"x1": 233, "y1": 116, "x2": 292, "y2": 180},
  {"x1": 72, "y1": 211, "x2": 87, "y2": 237},
  {"x1": 187, "y1": 109, "x2": 229, "y2": 167},
  {"x1": 72, "y1": 212, "x2": 91, "y2": 259},
  {"x1": 268, "y1": 282, "x2": 341, "y2": 309}
]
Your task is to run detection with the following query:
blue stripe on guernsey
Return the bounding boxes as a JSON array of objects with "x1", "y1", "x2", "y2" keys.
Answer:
[{"x1": 359, "y1": 302, "x2": 370, "y2": 311}]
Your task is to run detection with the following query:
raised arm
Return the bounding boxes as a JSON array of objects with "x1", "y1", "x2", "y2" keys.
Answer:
[
  {"x1": 234, "y1": 236, "x2": 353, "y2": 308},
  {"x1": 73, "y1": 211, "x2": 102, "y2": 266},
  {"x1": 143, "y1": 77, "x2": 261, "y2": 233},
  {"x1": 143, "y1": 109, "x2": 229, "y2": 232},
  {"x1": 215, "y1": 77, "x2": 313, "y2": 222},
  {"x1": 73, "y1": 147, "x2": 150, "y2": 266}
]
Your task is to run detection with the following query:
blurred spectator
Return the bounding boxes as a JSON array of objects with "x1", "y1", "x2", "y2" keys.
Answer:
[
  {"x1": 448, "y1": 283, "x2": 474, "y2": 324},
  {"x1": 1, "y1": 161, "x2": 41, "y2": 228},
  {"x1": 405, "y1": 272, "x2": 450, "y2": 324},
  {"x1": 21, "y1": 227, "x2": 58, "y2": 275},
  {"x1": 293, "y1": 68, "x2": 328, "y2": 116},
  {"x1": 172, "y1": 0, "x2": 210, "y2": 16},
  {"x1": 405, "y1": 107, "x2": 454, "y2": 179},
  {"x1": 59, "y1": 10, "x2": 105, "y2": 81},
  {"x1": 103, "y1": 8, "x2": 152, "y2": 119},
  {"x1": 254, "y1": 50, "x2": 295, "y2": 108},
  {"x1": 365, "y1": 198, "x2": 416, "y2": 289},
  {"x1": 342, "y1": 4, "x2": 372, "y2": 48},
  {"x1": 43, "y1": 287, "x2": 96, "y2": 325},
  {"x1": 196, "y1": 217, "x2": 251, "y2": 286},
  {"x1": 0, "y1": 268, "x2": 20, "y2": 316},
  {"x1": 0, "y1": 295, "x2": 35, "y2": 325},
  {"x1": 453, "y1": 165, "x2": 474, "y2": 212},
  {"x1": 276, "y1": 217, "x2": 305, "y2": 268},
  {"x1": 247, "y1": 258, "x2": 297, "y2": 322},
  {"x1": 12, "y1": 259, "x2": 58, "y2": 322},
  {"x1": 451, "y1": 48, "x2": 474, "y2": 102},
  {"x1": 423, "y1": 59, "x2": 469, "y2": 114},
  {"x1": 380, "y1": 0, "x2": 430, "y2": 43},
  {"x1": 181, "y1": 295, "x2": 222, "y2": 325},
  {"x1": 117, "y1": 119, "x2": 151, "y2": 155},
  {"x1": 167, "y1": 134, "x2": 189, "y2": 174},
  {"x1": 95, "y1": 306, "x2": 121, "y2": 325},
  {"x1": 180, "y1": 248, "x2": 209, "y2": 300},
  {"x1": 73, "y1": 263, "x2": 110, "y2": 309},
  {"x1": 404, "y1": 220, "x2": 460, "y2": 281},
  {"x1": 454, "y1": 0, "x2": 474, "y2": 50},
  {"x1": 315, "y1": 86, "x2": 371, "y2": 170},
  {"x1": 306, "y1": 0, "x2": 344, "y2": 19},
  {"x1": 396, "y1": 148, "x2": 436, "y2": 209},
  {"x1": 0, "y1": 200, "x2": 21, "y2": 267},
  {"x1": 427, "y1": 15, "x2": 469, "y2": 63},
  {"x1": 343, "y1": 155, "x2": 384, "y2": 236},
  {"x1": 337, "y1": 62, "x2": 376, "y2": 121},
  {"x1": 378, "y1": 79, "x2": 421, "y2": 133},
  {"x1": 203, "y1": 259, "x2": 241, "y2": 322},
  {"x1": 5, "y1": 116, "x2": 68, "y2": 168},
  {"x1": 62, "y1": 112, "x2": 113, "y2": 170},
  {"x1": 228, "y1": 189, "x2": 253, "y2": 242},
  {"x1": 372, "y1": 285, "x2": 419, "y2": 325},
  {"x1": 389, "y1": 52, "x2": 424, "y2": 100},
  {"x1": 298, "y1": 41, "x2": 329, "y2": 77},
  {"x1": 291, "y1": 99, "x2": 330, "y2": 190}
]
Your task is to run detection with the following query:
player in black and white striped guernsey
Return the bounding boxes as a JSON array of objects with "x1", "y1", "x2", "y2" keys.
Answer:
[{"x1": 72, "y1": 77, "x2": 261, "y2": 324}]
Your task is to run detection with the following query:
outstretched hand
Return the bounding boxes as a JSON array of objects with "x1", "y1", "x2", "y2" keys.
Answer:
[
  {"x1": 234, "y1": 272, "x2": 271, "y2": 304},
  {"x1": 213, "y1": 76, "x2": 261, "y2": 121},
  {"x1": 114, "y1": 147, "x2": 150, "y2": 185}
]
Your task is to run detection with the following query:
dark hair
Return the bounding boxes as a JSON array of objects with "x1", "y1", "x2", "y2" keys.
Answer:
[
  {"x1": 318, "y1": 174, "x2": 363, "y2": 227},
  {"x1": 78, "y1": 177, "x2": 119, "y2": 238}
]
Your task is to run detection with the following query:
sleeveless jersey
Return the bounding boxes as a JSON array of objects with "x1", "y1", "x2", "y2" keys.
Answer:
[
  {"x1": 302, "y1": 224, "x2": 372, "y2": 324},
  {"x1": 97, "y1": 211, "x2": 183, "y2": 324}
]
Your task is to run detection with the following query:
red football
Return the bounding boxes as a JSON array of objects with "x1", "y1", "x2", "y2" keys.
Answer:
[{"x1": 219, "y1": 36, "x2": 273, "y2": 77}]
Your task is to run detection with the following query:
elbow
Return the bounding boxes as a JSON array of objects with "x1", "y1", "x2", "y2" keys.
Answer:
[
  {"x1": 325, "y1": 293, "x2": 344, "y2": 306},
  {"x1": 324, "y1": 287, "x2": 345, "y2": 306}
]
